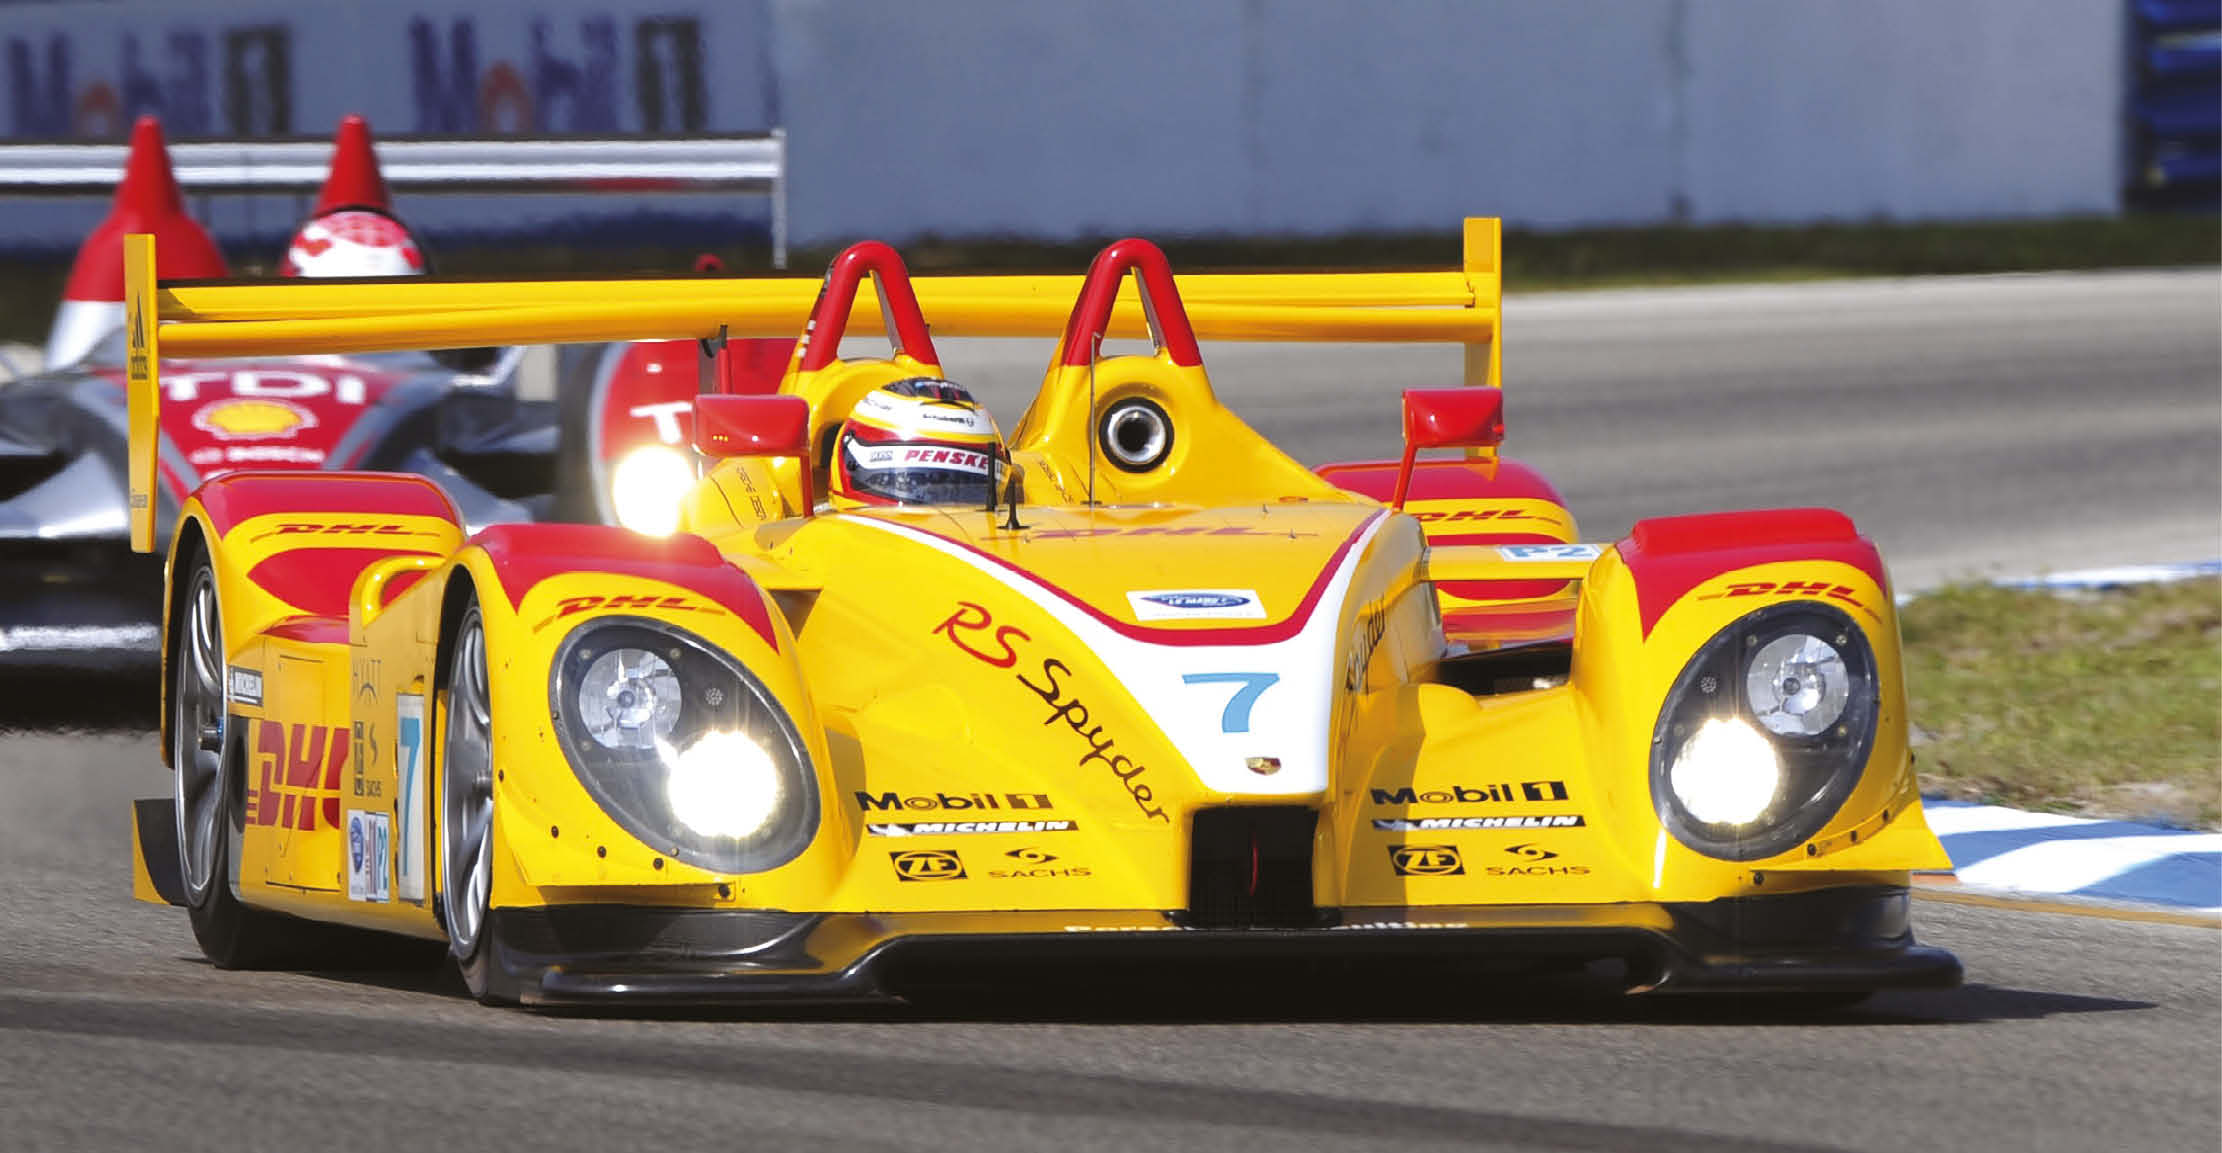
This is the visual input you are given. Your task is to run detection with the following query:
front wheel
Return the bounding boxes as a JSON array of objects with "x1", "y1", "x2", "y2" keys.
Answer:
[{"x1": 439, "y1": 602, "x2": 505, "y2": 1002}]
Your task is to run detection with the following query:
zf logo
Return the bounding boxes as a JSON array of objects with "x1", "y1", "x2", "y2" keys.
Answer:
[
  {"x1": 1388, "y1": 845, "x2": 1465, "y2": 876},
  {"x1": 890, "y1": 850, "x2": 966, "y2": 882}
]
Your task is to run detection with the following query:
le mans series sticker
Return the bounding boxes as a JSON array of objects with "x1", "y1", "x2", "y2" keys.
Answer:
[{"x1": 346, "y1": 810, "x2": 391, "y2": 901}]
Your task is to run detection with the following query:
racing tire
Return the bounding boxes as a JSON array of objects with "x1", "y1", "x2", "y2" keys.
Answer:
[
  {"x1": 176, "y1": 552, "x2": 438, "y2": 971},
  {"x1": 437, "y1": 601, "x2": 509, "y2": 1003}
]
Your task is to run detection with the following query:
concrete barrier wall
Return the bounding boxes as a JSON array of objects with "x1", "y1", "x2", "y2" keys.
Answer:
[{"x1": 0, "y1": 0, "x2": 2124, "y2": 252}]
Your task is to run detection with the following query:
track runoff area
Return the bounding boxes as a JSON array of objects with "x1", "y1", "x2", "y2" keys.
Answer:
[{"x1": 0, "y1": 269, "x2": 2214, "y2": 1153}]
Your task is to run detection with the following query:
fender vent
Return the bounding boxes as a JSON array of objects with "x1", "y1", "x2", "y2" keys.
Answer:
[{"x1": 1184, "y1": 806, "x2": 1321, "y2": 929}]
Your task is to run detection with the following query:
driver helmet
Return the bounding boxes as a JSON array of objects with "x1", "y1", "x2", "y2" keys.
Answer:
[
  {"x1": 280, "y1": 209, "x2": 427, "y2": 277},
  {"x1": 832, "y1": 379, "x2": 1003, "y2": 506}
]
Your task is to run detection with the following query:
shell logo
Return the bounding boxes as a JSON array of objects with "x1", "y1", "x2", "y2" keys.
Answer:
[{"x1": 192, "y1": 398, "x2": 317, "y2": 441}]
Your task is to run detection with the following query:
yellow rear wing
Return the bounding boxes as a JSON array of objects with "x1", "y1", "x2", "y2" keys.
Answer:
[{"x1": 123, "y1": 218, "x2": 1504, "y2": 552}]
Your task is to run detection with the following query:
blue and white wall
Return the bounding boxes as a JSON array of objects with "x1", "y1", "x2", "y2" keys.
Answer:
[{"x1": 0, "y1": 0, "x2": 2127, "y2": 251}]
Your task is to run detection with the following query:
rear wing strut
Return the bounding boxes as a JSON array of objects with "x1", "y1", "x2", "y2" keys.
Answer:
[{"x1": 122, "y1": 218, "x2": 1503, "y2": 552}]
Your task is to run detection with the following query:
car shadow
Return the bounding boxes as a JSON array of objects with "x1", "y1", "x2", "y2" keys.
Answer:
[
  {"x1": 286, "y1": 955, "x2": 2152, "y2": 1026},
  {"x1": 0, "y1": 670, "x2": 159, "y2": 735}
]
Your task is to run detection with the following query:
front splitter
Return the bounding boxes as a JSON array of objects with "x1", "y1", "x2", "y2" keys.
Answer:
[{"x1": 485, "y1": 886, "x2": 1961, "y2": 1007}]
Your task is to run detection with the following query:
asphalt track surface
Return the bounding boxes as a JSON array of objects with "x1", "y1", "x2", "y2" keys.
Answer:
[{"x1": 2, "y1": 271, "x2": 2216, "y2": 1151}]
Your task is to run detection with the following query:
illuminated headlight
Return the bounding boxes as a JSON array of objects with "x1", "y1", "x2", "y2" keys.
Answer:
[
  {"x1": 610, "y1": 445, "x2": 695, "y2": 537},
  {"x1": 663, "y1": 729, "x2": 786, "y2": 840},
  {"x1": 1650, "y1": 603, "x2": 1878, "y2": 861},
  {"x1": 1667, "y1": 717, "x2": 1780, "y2": 825},
  {"x1": 550, "y1": 619, "x2": 817, "y2": 874}
]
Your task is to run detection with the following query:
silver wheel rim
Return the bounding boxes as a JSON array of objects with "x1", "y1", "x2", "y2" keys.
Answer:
[
  {"x1": 172, "y1": 569, "x2": 226, "y2": 904},
  {"x1": 441, "y1": 612, "x2": 496, "y2": 957}
]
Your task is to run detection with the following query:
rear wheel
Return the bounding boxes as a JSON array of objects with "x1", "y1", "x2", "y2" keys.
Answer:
[
  {"x1": 175, "y1": 556, "x2": 297, "y2": 968},
  {"x1": 175, "y1": 552, "x2": 442, "y2": 972},
  {"x1": 439, "y1": 603, "x2": 506, "y2": 1002}
]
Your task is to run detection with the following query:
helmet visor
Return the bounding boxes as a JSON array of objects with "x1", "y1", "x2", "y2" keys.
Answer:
[{"x1": 843, "y1": 440, "x2": 996, "y2": 506}]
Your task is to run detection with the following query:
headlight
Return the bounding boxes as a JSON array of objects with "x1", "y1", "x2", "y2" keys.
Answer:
[
  {"x1": 576, "y1": 648, "x2": 682, "y2": 749},
  {"x1": 1745, "y1": 633, "x2": 1850, "y2": 736},
  {"x1": 1650, "y1": 603, "x2": 1878, "y2": 861},
  {"x1": 1667, "y1": 717, "x2": 1780, "y2": 826},
  {"x1": 610, "y1": 444, "x2": 695, "y2": 537},
  {"x1": 664, "y1": 728, "x2": 787, "y2": 840},
  {"x1": 550, "y1": 619, "x2": 817, "y2": 874}
]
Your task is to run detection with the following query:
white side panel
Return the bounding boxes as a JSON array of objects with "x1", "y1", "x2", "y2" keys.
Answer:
[{"x1": 861, "y1": 514, "x2": 1386, "y2": 797}]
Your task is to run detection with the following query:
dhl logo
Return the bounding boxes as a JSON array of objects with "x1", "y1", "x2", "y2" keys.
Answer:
[
  {"x1": 532, "y1": 593, "x2": 714, "y2": 632},
  {"x1": 243, "y1": 719, "x2": 348, "y2": 832},
  {"x1": 276, "y1": 522, "x2": 413, "y2": 535},
  {"x1": 1410, "y1": 509, "x2": 1545, "y2": 524},
  {"x1": 249, "y1": 522, "x2": 423, "y2": 543},
  {"x1": 1696, "y1": 579, "x2": 1864, "y2": 609}
]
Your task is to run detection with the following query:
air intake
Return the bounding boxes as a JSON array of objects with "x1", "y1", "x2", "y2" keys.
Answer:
[{"x1": 1184, "y1": 806, "x2": 1320, "y2": 929}]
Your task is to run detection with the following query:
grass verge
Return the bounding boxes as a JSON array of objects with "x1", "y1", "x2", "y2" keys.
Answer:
[{"x1": 1902, "y1": 578, "x2": 2222, "y2": 829}]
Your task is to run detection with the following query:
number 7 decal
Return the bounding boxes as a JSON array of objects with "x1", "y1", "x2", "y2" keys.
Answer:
[
  {"x1": 1182, "y1": 672, "x2": 1280, "y2": 733},
  {"x1": 395, "y1": 694, "x2": 426, "y2": 902}
]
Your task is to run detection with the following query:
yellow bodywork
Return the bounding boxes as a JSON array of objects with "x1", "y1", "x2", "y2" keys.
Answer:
[{"x1": 126, "y1": 219, "x2": 1948, "y2": 960}]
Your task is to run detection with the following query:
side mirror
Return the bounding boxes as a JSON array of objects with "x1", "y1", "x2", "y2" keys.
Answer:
[
  {"x1": 1393, "y1": 388, "x2": 1504, "y2": 509},
  {"x1": 693, "y1": 393, "x2": 814, "y2": 514}
]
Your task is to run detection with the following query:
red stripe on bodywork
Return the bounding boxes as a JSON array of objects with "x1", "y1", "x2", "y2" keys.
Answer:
[
  {"x1": 380, "y1": 568, "x2": 428, "y2": 607},
  {"x1": 472, "y1": 525, "x2": 778, "y2": 649},
  {"x1": 1316, "y1": 457, "x2": 1566, "y2": 505},
  {"x1": 196, "y1": 471, "x2": 460, "y2": 537},
  {"x1": 263, "y1": 616, "x2": 349, "y2": 645},
  {"x1": 1431, "y1": 530, "x2": 1573, "y2": 602},
  {"x1": 247, "y1": 548, "x2": 438, "y2": 620},
  {"x1": 1618, "y1": 508, "x2": 1886, "y2": 636},
  {"x1": 906, "y1": 512, "x2": 1382, "y2": 648}
]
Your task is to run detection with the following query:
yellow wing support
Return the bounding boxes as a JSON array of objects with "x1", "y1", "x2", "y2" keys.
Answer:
[{"x1": 124, "y1": 233, "x2": 160, "y2": 553}]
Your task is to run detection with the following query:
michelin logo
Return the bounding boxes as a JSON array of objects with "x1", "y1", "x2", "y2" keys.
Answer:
[
  {"x1": 1372, "y1": 815, "x2": 1586, "y2": 831},
  {"x1": 868, "y1": 820, "x2": 1078, "y2": 836},
  {"x1": 1127, "y1": 589, "x2": 1266, "y2": 621}
]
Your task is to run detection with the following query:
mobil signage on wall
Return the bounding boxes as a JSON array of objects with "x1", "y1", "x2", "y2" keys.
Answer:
[{"x1": 0, "y1": 0, "x2": 776, "y2": 141}]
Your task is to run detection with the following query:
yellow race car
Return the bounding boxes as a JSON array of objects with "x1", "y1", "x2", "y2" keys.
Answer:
[{"x1": 125, "y1": 220, "x2": 1960, "y2": 1006}]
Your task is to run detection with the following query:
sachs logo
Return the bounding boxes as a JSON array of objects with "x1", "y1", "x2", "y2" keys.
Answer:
[
  {"x1": 1388, "y1": 845, "x2": 1465, "y2": 876},
  {"x1": 890, "y1": 850, "x2": 966, "y2": 882}
]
